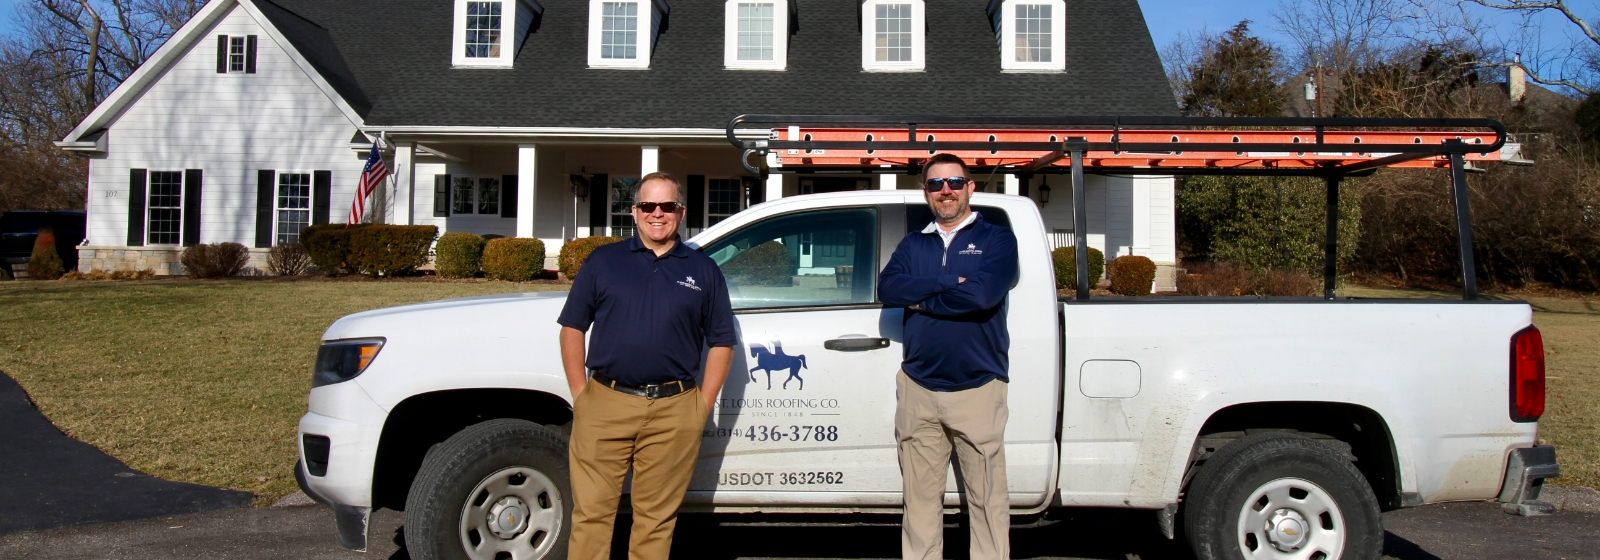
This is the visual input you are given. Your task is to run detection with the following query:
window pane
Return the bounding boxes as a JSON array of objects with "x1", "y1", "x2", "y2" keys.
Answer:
[
  {"x1": 737, "y1": 3, "x2": 774, "y2": 61},
  {"x1": 147, "y1": 171, "x2": 183, "y2": 245},
  {"x1": 602, "y1": 2, "x2": 638, "y2": 59},
  {"x1": 453, "y1": 177, "x2": 476, "y2": 214},
  {"x1": 277, "y1": 173, "x2": 311, "y2": 244},
  {"x1": 229, "y1": 37, "x2": 245, "y2": 72},
  {"x1": 1014, "y1": 4, "x2": 1051, "y2": 63},
  {"x1": 465, "y1": 1, "x2": 503, "y2": 58},
  {"x1": 875, "y1": 4, "x2": 913, "y2": 62},
  {"x1": 478, "y1": 177, "x2": 500, "y2": 215},
  {"x1": 708, "y1": 178, "x2": 741, "y2": 219},
  {"x1": 609, "y1": 177, "x2": 638, "y2": 237},
  {"x1": 703, "y1": 208, "x2": 877, "y2": 309}
]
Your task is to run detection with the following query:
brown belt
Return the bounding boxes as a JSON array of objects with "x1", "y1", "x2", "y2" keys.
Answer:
[{"x1": 590, "y1": 370, "x2": 694, "y2": 400}]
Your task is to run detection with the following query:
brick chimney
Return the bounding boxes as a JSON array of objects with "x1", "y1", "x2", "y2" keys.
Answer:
[{"x1": 1509, "y1": 55, "x2": 1527, "y2": 103}]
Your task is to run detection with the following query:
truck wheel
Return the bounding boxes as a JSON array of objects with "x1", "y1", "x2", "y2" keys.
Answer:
[
  {"x1": 1182, "y1": 433, "x2": 1382, "y2": 560},
  {"x1": 405, "y1": 419, "x2": 571, "y2": 560}
]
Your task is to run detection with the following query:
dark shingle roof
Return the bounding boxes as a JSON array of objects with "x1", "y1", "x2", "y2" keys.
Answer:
[
  {"x1": 261, "y1": 0, "x2": 1177, "y2": 128},
  {"x1": 254, "y1": 0, "x2": 372, "y2": 116}
]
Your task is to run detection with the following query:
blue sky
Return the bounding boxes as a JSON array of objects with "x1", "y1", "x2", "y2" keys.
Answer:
[
  {"x1": 1139, "y1": 0, "x2": 1287, "y2": 51},
  {"x1": 0, "y1": 0, "x2": 21, "y2": 38}
]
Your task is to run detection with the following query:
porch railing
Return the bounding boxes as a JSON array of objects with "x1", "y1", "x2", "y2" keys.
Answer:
[{"x1": 1047, "y1": 230, "x2": 1075, "y2": 251}]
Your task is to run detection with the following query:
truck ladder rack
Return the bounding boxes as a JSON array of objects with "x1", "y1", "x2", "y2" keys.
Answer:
[{"x1": 725, "y1": 115, "x2": 1512, "y2": 301}]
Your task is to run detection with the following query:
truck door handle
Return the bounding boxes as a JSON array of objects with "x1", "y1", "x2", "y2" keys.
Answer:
[{"x1": 823, "y1": 337, "x2": 890, "y2": 351}]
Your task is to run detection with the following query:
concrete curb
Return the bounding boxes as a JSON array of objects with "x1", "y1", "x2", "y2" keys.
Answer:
[
  {"x1": 1544, "y1": 484, "x2": 1600, "y2": 514},
  {"x1": 269, "y1": 491, "x2": 318, "y2": 509}
]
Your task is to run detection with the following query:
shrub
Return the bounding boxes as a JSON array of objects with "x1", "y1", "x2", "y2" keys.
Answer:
[
  {"x1": 26, "y1": 227, "x2": 64, "y2": 280},
  {"x1": 1107, "y1": 255, "x2": 1157, "y2": 296},
  {"x1": 301, "y1": 224, "x2": 365, "y2": 275},
  {"x1": 110, "y1": 269, "x2": 154, "y2": 280},
  {"x1": 348, "y1": 225, "x2": 438, "y2": 277},
  {"x1": 59, "y1": 270, "x2": 86, "y2": 280},
  {"x1": 482, "y1": 238, "x2": 546, "y2": 281},
  {"x1": 558, "y1": 236, "x2": 624, "y2": 280},
  {"x1": 1176, "y1": 175, "x2": 1360, "y2": 275},
  {"x1": 722, "y1": 241, "x2": 794, "y2": 286},
  {"x1": 1051, "y1": 246, "x2": 1104, "y2": 289},
  {"x1": 268, "y1": 243, "x2": 312, "y2": 276},
  {"x1": 180, "y1": 242, "x2": 250, "y2": 278},
  {"x1": 435, "y1": 232, "x2": 487, "y2": 279},
  {"x1": 84, "y1": 269, "x2": 113, "y2": 281},
  {"x1": 1176, "y1": 262, "x2": 1318, "y2": 297}
]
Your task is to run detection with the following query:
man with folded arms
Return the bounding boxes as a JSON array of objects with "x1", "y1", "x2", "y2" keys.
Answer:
[
  {"x1": 879, "y1": 153, "x2": 1020, "y2": 560},
  {"x1": 557, "y1": 171, "x2": 736, "y2": 560}
]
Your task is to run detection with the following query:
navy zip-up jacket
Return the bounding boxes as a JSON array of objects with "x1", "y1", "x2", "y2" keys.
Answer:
[{"x1": 879, "y1": 213, "x2": 1018, "y2": 391}]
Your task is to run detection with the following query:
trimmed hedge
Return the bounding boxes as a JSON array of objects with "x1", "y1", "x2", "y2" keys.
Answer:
[
  {"x1": 435, "y1": 232, "x2": 487, "y2": 278},
  {"x1": 349, "y1": 225, "x2": 437, "y2": 277},
  {"x1": 558, "y1": 236, "x2": 624, "y2": 280},
  {"x1": 482, "y1": 238, "x2": 546, "y2": 281},
  {"x1": 1108, "y1": 255, "x2": 1157, "y2": 296},
  {"x1": 722, "y1": 241, "x2": 793, "y2": 286},
  {"x1": 301, "y1": 224, "x2": 364, "y2": 275},
  {"x1": 1051, "y1": 246, "x2": 1104, "y2": 290},
  {"x1": 27, "y1": 227, "x2": 64, "y2": 280},
  {"x1": 180, "y1": 242, "x2": 250, "y2": 278}
]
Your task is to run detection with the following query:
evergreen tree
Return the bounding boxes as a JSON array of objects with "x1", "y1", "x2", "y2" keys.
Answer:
[{"x1": 1181, "y1": 21, "x2": 1287, "y2": 117}]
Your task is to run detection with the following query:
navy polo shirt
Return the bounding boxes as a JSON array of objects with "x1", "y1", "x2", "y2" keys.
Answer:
[{"x1": 557, "y1": 236, "x2": 737, "y2": 387}]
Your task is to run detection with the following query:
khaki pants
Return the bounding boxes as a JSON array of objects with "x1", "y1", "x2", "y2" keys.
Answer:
[
  {"x1": 895, "y1": 370, "x2": 1010, "y2": 560},
  {"x1": 568, "y1": 379, "x2": 708, "y2": 560}
]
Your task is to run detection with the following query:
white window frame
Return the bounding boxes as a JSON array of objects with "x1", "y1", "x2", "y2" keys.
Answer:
[
  {"x1": 588, "y1": 0, "x2": 655, "y2": 69},
  {"x1": 860, "y1": 0, "x2": 924, "y2": 72},
  {"x1": 723, "y1": 0, "x2": 788, "y2": 71},
  {"x1": 999, "y1": 0, "x2": 1065, "y2": 72},
  {"x1": 705, "y1": 177, "x2": 745, "y2": 226},
  {"x1": 274, "y1": 172, "x2": 313, "y2": 245},
  {"x1": 146, "y1": 171, "x2": 184, "y2": 246},
  {"x1": 448, "y1": 175, "x2": 505, "y2": 216},
  {"x1": 452, "y1": 0, "x2": 542, "y2": 68}
]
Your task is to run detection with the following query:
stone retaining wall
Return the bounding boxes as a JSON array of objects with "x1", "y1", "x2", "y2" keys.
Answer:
[{"x1": 77, "y1": 246, "x2": 273, "y2": 276}]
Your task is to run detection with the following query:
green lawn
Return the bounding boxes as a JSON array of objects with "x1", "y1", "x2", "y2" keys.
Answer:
[
  {"x1": 0, "y1": 277, "x2": 563, "y2": 504},
  {"x1": 0, "y1": 278, "x2": 1593, "y2": 506}
]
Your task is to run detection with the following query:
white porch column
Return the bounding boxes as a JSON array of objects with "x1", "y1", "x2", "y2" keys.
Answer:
[
  {"x1": 517, "y1": 144, "x2": 537, "y2": 238},
  {"x1": 1132, "y1": 176, "x2": 1150, "y2": 256},
  {"x1": 1004, "y1": 174, "x2": 1020, "y2": 195},
  {"x1": 391, "y1": 142, "x2": 414, "y2": 225},
  {"x1": 765, "y1": 173, "x2": 783, "y2": 202},
  {"x1": 641, "y1": 146, "x2": 659, "y2": 175},
  {"x1": 878, "y1": 173, "x2": 897, "y2": 190}
]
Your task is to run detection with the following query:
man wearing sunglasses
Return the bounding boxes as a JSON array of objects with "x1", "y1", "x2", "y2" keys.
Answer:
[
  {"x1": 879, "y1": 153, "x2": 1019, "y2": 560},
  {"x1": 557, "y1": 171, "x2": 736, "y2": 560}
]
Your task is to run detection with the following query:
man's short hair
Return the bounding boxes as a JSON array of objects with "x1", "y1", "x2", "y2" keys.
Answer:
[
  {"x1": 633, "y1": 171, "x2": 687, "y2": 205},
  {"x1": 922, "y1": 153, "x2": 970, "y2": 178}
]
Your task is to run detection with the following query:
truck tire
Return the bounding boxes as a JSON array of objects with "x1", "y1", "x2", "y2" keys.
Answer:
[
  {"x1": 404, "y1": 419, "x2": 571, "y2": 560},
  {"x1": 1182, "y1": 433, "x2": 1382, "y2": 560}
]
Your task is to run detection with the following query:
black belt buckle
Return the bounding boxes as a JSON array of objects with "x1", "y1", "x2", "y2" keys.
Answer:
[{"x1": 643, "y1": 382, "x2": 677, "y2": 400}]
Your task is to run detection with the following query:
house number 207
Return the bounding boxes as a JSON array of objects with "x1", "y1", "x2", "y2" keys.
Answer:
[{"x1": 104, "y1": 191, "x2": 120, "y2": 198}]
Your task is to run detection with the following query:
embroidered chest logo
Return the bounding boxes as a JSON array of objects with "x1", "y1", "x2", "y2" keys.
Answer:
[
  {"x1": 677, "y1": 275, "x2": 702, "y2": 291},
  {"x1": 958, "y1": 243, "x2": 983, "y2": 255}
]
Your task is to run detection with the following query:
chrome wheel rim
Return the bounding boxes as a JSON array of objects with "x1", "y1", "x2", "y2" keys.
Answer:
[
  {"x1": 1236, "y1": 477, "x2": 1346, "y2": 560},
  {"x1": 459, "y1": 466, "x2": 562, "y2": 560}
]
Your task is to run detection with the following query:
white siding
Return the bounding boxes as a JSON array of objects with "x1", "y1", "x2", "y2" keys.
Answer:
[
  {"x1": 1146, "y1": 176, "x2": 1176, "y2": 264},
  {"x1": 85, "y1": 4, "x2": 364, "y2": 248}
]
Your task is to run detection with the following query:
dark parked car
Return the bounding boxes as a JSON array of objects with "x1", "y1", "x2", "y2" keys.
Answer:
[{"x1": 1, "y1": 211, "x2": 87, "y2": 279}]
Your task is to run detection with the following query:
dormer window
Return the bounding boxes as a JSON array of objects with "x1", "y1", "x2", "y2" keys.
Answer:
[
  {"x1": 452, "y1": 0, "x2": 543, "y2": 68},
  {"x1": 860, "y1": 0, "x2": 924, "y2": 72},
  {"x1": 991, "y1": 0, "x2": 1065, "y2": 72},
  {"x1": 588, "y1": 0, "x2": 668, "y2": 69},
  {"x1": 724, "y1": 0, "x2": 791, "y2": 70}
]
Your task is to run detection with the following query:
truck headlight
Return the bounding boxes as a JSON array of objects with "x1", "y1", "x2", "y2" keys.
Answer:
[{"x1": 313, "y1": 338, "x2": 385, "y2": 388}]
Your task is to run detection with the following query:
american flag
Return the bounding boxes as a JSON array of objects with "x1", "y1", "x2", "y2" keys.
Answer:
[{"x1": 349, "y1": 138, "x2": 388, "y2": 225}]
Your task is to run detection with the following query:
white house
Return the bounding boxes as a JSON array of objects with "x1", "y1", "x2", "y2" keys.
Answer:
[{"x1": 58, "y1": 0, "x2": 1179, "y2": 285}]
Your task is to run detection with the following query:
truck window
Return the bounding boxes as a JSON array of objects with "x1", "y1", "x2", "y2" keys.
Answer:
[
  {"x1": 702, "y1": 207, "x2": 878, "y2": 310},
  {"x1": 905, "y1": 205, "x2": 1011, "y2": 233}
]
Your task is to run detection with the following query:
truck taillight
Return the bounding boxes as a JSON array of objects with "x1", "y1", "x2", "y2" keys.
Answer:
[{"x1": 1510, "y1": 326, "x2": 1545, "y2": 422}]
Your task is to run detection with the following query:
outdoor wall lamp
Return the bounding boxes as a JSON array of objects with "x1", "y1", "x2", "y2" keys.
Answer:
[
  {"x1": 740, "y1": 176, "x2": 759, "y2": 204},
  {"x1": 570, "y1": 173, "x2": 590, "y2": 200},
  {"x1": 1037, "y1": 178, "x2": 1051, "y2": 204}
]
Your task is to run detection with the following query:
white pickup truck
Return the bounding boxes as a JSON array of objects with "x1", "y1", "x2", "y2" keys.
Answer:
[{"x1": 296, "y1": 189, "x2": 1557, "y2": 560}]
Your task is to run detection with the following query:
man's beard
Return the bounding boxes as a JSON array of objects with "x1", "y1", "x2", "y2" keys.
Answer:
[{"x1": 931, "y1": 194, "x2": 968, "y2": 221}]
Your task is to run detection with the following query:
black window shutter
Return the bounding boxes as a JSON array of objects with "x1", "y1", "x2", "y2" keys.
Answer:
[
  {"x1": 589, "y1": 173, "x2": 608, "y2": 236},
  {"x1": 182, "y1": 169, "x2": 203, "y2": 246},
  {"x1": 434, "y1": 174, "x2": 451, "y2": 217},
  {"x1": 687, "y1": 175, "x2": 705, "y2": 229},
  {"x1": 256, "y1": 170, "x2": 275, "y2": 248},
  {"x1": 245, "y1": 36, "x2": 257, "y2": 73},
  {"x1": 313, "y1": 170, "x2": 332, "y2": 225},
  {"x1": 749, "y1": 175, "x2": 766, "y2": 205},
  {"x1": 127, "y1": 169, "x2": 147, "y2": 246},
  {"x1": 501, "y1": 175, "x2": 518, "y2": 218},
  {"x1": 216, "y1": 35, "x2": 228, "y2": 73}
]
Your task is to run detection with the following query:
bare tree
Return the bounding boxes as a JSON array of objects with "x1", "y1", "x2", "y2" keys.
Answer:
[
  {"x1": 1275, "y1": 0, "x2": 1411, "y2": 72},
  {"x1": 1450, "y1": 0, "x2": 1599, "y2": 96}
]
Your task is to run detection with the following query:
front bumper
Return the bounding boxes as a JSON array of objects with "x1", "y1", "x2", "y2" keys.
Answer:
[
  {"x1": 297, "y1": 380, "x2": 389, "y2": 551},
  {"x1": 1497, "y1": 445, "x2": 1560, "y2": 516}
]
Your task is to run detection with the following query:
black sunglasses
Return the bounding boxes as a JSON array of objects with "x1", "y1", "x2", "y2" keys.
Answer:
[
  {"x1": 634, "y1": 201, "x2": 682, "y2": 213},
  {"x1": 924, "y1": 177, "x2": 971, "y2": 192}
]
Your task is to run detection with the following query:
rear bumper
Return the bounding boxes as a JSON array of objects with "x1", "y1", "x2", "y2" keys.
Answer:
[{"x1": 1497, "y1": 445, "x2": 1560, "y2": 516}]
